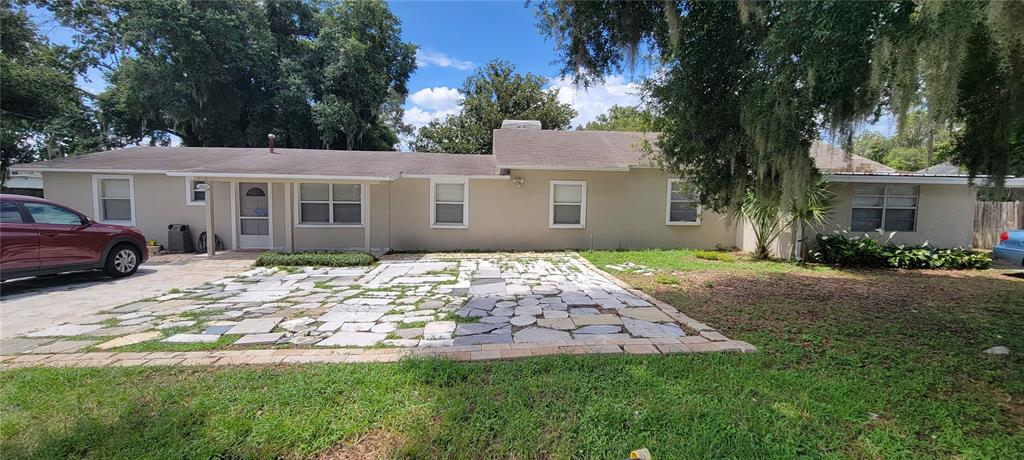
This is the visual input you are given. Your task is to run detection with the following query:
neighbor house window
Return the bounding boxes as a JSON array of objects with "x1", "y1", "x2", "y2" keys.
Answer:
[
  {"x1": 430, "y1": 178, "x2": 468, "y2": 228},
  {"x1": 550, "y1": 180, "x2": 586, "y2": 228},
  {"x1": 297, "y1": 183, "x2": 362, "y2": 226},
  {"x1": 666, "y1": 179, "x2": 701, "y2": 225},
  {"x1": 92, "y1": 175, "x2": 134, "y2": 225},
  {"x1": 185, "y1": 177, "x2": 206, "y2": 205},
  {"x1": 851, "y1": 184, "x2": 918, "y2": 232}
]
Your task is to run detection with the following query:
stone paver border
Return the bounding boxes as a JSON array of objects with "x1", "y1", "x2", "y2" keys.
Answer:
[{"x1": 0, "y1": 334, "x2": 756, "y2": 369}]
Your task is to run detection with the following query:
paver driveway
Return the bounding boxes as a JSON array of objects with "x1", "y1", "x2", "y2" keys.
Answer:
[
  {"x1": 0, "y1": 252, "x2": 257, "y2": 341},
  {"x1": 2, "y1": 253, "x2": 750, "y2": 364}
]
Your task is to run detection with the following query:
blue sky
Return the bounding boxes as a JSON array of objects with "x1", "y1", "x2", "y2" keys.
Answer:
[{"x1": 29, "y1": 1, "x2": 892, "y2": 139}]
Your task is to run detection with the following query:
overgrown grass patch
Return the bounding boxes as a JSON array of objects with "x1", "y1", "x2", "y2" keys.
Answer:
[{"x1": 254, "y1": 251, "x2": 376, "y2": 268}]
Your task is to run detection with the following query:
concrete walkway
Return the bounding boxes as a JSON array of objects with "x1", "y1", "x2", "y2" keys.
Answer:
[{"x1": 0, "y1": 252, "x2": 258, "y2": 339}]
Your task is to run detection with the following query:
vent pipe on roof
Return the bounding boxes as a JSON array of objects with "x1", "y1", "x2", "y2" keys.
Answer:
[
  {"x1": 501, "y1": 120, "x2": 542, "y2": 130},
  {"x1": 268, "y1": 133, "x2": 277, "y2": 153}
]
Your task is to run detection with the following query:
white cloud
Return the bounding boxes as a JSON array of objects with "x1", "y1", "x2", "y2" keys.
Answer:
[
  {"x1": 402, "y1": 86, "x2": 464, "y2": 130},
  {"x1": 408, "y1": 86, "x2": 463, "y2": 112},
  {"x1": 548, "y1": 75, "x2": 644, "y2": 127},
  {"x1": 416, "y1": 49, "x2": 475, "y2": 71}
]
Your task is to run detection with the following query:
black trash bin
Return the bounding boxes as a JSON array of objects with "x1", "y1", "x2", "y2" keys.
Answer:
[{"x1": 167, "y1": 224, "x2": 195, "y2": 253}]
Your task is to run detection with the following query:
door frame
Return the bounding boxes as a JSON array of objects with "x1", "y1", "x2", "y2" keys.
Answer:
[{"x1": 235, "y1": 181, "x2": 273, "y2": 249}]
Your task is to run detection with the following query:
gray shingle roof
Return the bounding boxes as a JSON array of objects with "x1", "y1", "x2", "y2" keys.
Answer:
[
  {"x1": 492, "y1": 128, "x2": 894, "y2": 173},
  {"x1": 493, "y1": 129, "x2": 658, "y2": 170},
  {"x1": 14, "y1": 146, "x2": 500, "y2": 179},
  {"x1": 15, "y1": 131, "x2": 894, "y2": 177},
  {"x1": 809, "y1": 142, "x2": 895, "y2": 173}
]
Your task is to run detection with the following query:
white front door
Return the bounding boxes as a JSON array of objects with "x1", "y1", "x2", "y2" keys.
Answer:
[{"x1": 238, "y1": 182, "x2": 271, "y2": 248}]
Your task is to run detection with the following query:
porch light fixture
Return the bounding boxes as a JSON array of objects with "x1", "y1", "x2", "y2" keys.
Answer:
[{"x1": 511, "y1": 176, "x2": 525, "y2": 187}]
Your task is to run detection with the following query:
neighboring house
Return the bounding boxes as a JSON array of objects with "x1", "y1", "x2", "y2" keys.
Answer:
[
  {"x1": 11, "y1": 121, "x2": 1021, "y2": 254},
  {"x1": 917, "y1": 162, "x2": 964, "y2": 175},
  {"x1": 1, "y1": 171, "x2": 44, "y2": 197}
]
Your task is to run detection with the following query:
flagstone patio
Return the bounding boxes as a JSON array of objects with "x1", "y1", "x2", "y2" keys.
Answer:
[{"x1": 1, "y1": 254, "x2": 754, "y2": 366}]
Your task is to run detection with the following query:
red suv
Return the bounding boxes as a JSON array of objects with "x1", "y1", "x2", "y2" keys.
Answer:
[{"x1": 0, "y1": 194, "x2": 148, "y2": 281}]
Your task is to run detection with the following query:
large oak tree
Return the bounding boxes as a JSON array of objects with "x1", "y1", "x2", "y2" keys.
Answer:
[
  {"x1": 537, "y1": 1, "x2": 1024, "y2": 211},
  {"x1": 1, "y1": 1, "x2": 113, "y2": 182},
  {"x1": 45, "y1": 0, "x2": 416, "y2": 151}
]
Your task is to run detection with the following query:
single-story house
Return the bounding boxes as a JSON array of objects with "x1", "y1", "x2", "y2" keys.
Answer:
[{"x1": 11, "y1": 121, "x2": 1021, "y2": 255}]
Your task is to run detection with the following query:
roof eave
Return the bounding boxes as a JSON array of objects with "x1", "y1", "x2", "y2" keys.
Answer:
[{"x1": 827, "y1": 172, "x2": 1024, "y2": 187}]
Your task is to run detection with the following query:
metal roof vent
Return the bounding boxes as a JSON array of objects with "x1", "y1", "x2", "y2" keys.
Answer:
[{"x1": 501, "y1": 120, "x2": 542, "y2": 130}]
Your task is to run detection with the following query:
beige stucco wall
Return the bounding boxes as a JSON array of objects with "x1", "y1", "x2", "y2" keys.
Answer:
[
  {"x1": 386, "y1": 168, "x2": 735, "y2": 251},
  {"x1": 41, "y1": 172, "x2": 230, "y2": 249},
  {"x1": 38, "y1": 171, "x2": 979, "y2": 254},
  {"x1": 815, "y1": 182, "x2": 977, "y2": 248}
]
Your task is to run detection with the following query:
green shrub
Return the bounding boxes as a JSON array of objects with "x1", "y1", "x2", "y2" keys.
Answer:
[
  {"x1": 255, "y1": 251, "x2": 376, "y2": 267},
  {"x1": 693, "y1": 250, "x2": 737, "y2": 262},
  {"x1": 811, "y1": 234, "x2": 990, "y2": 270}
]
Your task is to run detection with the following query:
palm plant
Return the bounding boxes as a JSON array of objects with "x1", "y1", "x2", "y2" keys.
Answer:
[
  {"x1": 736, "y1": 191, "x2": 788, "y2": 260},
  {"x1": 735, "y1": 177, "x2": 834, "y2": 261},
  {"x1": 789, "y1": 176, "x2": 834, "y2": 261}
]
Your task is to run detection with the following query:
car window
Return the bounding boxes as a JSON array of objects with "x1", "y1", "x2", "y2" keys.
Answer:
[
  {"x1": 23, "y1": 202, "x2": 83, "y2": 225},
  {"x1": 0, "y1": 201, "x2": 23, "y2": 223}
]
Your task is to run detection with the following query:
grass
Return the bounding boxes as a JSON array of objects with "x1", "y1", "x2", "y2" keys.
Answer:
[
  {"x1": 2, "y1": 250, "x2": 1022, "y2": 458},
  {"x1": 581, "y1": 248, "x2": 828, "y2": 273},
  {"x1": 692, "y1": 249, "x2": 737, "y2": 262},
  {"x1": 254, "y1": 251, "x2": 376, "y2": 268}
]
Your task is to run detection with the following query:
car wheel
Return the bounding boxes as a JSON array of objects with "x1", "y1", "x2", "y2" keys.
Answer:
[{"x1": 103, "y1": 244, "x2": 141, "y2": 278}]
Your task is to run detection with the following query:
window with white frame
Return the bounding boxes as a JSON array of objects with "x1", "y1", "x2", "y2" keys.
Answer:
[
  {"x1": 550, "y1": 180, "x2": 586, "y2": 228},
  {"x1": 430, "y1": 179, "x2": 468, "y2": 228},
  {"x1": 185, "y1": 177, "x2": 206, "y2": 205},
  {"x1": 666, "y1": 179, "x2": 701, "y2": 224},
  {"x1": 93, "y1": 175, "x2": 134, "y2": 224},
  {"x1": 851, "y1": 184, "x2": 918, "y2": 232},
  {"x1": 297, "y1": 183, "x2": 362, "y2": 226}
]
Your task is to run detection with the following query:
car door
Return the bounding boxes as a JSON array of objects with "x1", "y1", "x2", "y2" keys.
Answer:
[
  {"x1": 21, "y1": 201, "x2": 105, "y2": 268},
  {"x1": 0, "y1": 200, "x2": 39, "y2": 273}
]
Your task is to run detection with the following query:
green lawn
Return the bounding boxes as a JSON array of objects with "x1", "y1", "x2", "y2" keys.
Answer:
[{"x1": 2, "y1": 250, "x2": 1022, "y2": 458}]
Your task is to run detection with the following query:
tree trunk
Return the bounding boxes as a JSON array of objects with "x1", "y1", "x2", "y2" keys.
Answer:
[{"x1": 925, "y1": 130, "x2": 934, "y2": 167}]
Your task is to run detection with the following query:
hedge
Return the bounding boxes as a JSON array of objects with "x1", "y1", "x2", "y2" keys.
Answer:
[{"x1": 254, "y1": 251, "x2": 376, "y2": 267}]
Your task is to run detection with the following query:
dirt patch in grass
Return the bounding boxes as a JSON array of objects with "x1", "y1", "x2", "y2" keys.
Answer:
[
  {"x1": 625, "y1": 268, "x2": 1022, "y2": 339},
  {"x1": 314, "y1": 430, "x2": 406, "y2": 460}
]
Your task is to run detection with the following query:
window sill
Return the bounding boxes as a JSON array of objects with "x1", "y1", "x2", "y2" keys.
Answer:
[
  {"x1": 666, "y1": 221, "x2": 701, "y2": 226},
  {"x1": 295, "y1": 223, "x2": 364, "y2": 229},
  {"x1": 431, "y1": 223, "x2": 468, "y2": 229},
  {"x1": 549, "y1": 224, "x2": 585, "y2": 229},
  {"x1": 185, "y1": 201, "x2": 206, "y2": 207}
]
